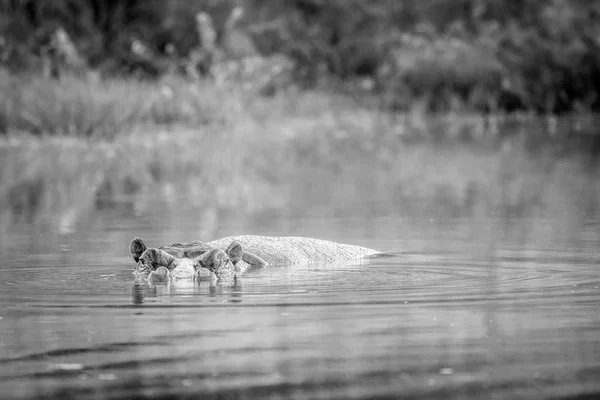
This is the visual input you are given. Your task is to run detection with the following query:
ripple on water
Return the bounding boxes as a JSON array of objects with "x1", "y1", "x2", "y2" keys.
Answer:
[
  {"x1": 1, "y1": 249, "x2": 598, "y2": 308},
  {"x1": 1, "y1": 225, "x2": 600, "y2": 400}
]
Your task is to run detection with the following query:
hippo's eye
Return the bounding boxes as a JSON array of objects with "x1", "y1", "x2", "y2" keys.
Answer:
[{"x1": 138, "y1": 261, "x2": 148, "y2": 272}]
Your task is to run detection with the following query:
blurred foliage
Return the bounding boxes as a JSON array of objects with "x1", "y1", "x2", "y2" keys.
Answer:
[
  {"x1": 1, "y1": 0, "x2": 600, "y2": 112},
  {"x1": 251, "y1": 0, "x2": 600, "y2": 112}
]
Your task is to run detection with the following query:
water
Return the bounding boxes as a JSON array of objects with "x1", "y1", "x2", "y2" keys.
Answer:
[
  {"x1": 1, "y1": 199, "x2": 599, "y2": 400},
  {"x1": 1, "y1": 118, "x2": 600, "y2": 400}
]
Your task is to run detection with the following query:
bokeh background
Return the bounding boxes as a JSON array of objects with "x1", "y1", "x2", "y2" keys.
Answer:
[
  {"x1": 1, "y1": 0, "x2": 599, "y2": 234},
  {"x1": 2, "y1": 3, "x2": 600, "y2": 400}
]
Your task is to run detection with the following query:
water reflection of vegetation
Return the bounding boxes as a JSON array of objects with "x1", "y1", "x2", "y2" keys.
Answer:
[{"x1": 1, "y1": 77, "x2": 598, "y2": 233}]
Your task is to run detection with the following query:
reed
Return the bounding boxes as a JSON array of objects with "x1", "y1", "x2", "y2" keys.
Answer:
[{"x1": 0, "y1": 71, "x2": 243, "y2": 138}]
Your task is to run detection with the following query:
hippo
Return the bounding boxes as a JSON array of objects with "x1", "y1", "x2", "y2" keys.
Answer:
[{"x1": 130, "y1": 235, "x2": 379, "y2": 283}]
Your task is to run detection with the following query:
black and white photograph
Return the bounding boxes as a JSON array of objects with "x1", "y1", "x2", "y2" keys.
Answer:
[{"x1": 1, "y1": 1, "x2": 599, "y2": 399}]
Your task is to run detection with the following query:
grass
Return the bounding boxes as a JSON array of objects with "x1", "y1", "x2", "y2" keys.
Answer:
[
  {"x1": 0, "y1": 72, "x2": 599, "y2": 232},
  {"x1": 0, "y1": 69, "x2": 241, "y2": 138}
]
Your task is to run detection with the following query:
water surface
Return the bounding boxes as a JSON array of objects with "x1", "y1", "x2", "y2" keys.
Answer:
[
  {"x1": 1, "y1": 198, "x2": 599, "y2": 400},
  {"x1": 2, "y1": 118, "x2": 600, "y2": 399}
]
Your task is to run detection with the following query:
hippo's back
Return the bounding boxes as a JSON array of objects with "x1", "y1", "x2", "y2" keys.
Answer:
[{"x1": 208, "y1": 235, "x2": 378, "y2": 266}]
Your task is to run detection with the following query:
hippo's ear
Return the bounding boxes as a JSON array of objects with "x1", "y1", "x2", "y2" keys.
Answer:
[
  {"x1": 129, "y1": 237, "x2": 147, "y2": 263},
  {"x1": 225, "y1": 241, "x2": 243, "y2": 264}
]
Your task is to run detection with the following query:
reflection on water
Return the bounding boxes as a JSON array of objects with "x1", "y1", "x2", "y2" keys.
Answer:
[{"x1": 1, "y1": 129, "x2": 600, "y2": 399}]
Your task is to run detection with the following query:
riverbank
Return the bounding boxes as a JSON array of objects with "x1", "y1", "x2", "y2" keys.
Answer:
[{"x1": 1, "y1": 74, "x2": 598, "y2": 233}]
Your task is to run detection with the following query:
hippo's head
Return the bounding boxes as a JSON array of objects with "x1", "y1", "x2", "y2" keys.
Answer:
[{"x1": 131, "y1": 238, "x2": 244, "y2": 282}]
